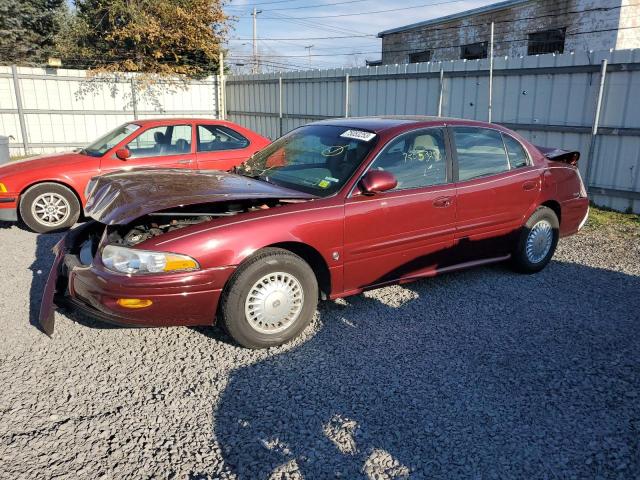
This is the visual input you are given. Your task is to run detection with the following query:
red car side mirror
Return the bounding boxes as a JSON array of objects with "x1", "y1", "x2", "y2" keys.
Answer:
[
  {"x1": 359, "y1": 170, "x2": 397, "y2": 195},
  {"x1": 115, "y1": 148, "x2": 131, "y2": 160}
]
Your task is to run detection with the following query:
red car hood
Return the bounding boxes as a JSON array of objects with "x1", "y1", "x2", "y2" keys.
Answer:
[
  {"x1": 84, "y1": 169, "x2": 316, "y2": 225},
  {"x1": 0, "y1": 151, "x2": 90, "y2": 177}
]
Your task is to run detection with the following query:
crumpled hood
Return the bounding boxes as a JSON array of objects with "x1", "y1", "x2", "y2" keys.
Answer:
[{"x1": 85, "y1": 169, "x2": 316, "y2": 225}]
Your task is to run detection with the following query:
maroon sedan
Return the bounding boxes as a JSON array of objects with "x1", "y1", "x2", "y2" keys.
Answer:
[{"x1": 40, "y1": 117, "x2": 589, "y2": 348}]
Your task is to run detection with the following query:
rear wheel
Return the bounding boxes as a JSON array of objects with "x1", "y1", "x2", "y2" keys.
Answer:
[
  {"x1": 219, "y1": 248, "x2": 319, "y2": 348},
  {"x1": 512, "y1": 206, "x2": 559, "y2": 273},
  {"x1": 19, "y1": 183, "x2": 80, "y2": 233}
]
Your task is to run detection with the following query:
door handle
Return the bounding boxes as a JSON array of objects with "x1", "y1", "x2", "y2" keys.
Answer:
[
  {"x1": 177, "y1": 159, "x2": 192, "y2": 165},
  {"x1": 433, "y1": 196, "x2": 452, "y2": 208},
  {"x1": 522, "y1": 180, "x2": 538, "y2": 191}
]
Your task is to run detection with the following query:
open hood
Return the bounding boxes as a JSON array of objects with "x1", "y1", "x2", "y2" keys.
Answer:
[{"x1": 84, "y1": 169, "x2": 316, "y2": 225}]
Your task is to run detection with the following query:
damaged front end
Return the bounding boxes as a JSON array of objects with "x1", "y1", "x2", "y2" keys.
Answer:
[{"x1": 39, "y1": 168, "x2": 315, "y2": 335}]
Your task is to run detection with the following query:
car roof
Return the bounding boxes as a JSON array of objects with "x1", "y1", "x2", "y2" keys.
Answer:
[
  {"x1": 311, "y1": 116, "x2": 490, "y2": 133},
  {"x1": 130, "y1": 118, "x2": 228, "y2": 127}
]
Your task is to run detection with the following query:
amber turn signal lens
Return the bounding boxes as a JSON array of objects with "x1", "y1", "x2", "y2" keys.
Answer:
[
  {"x1": 116, "y1": 298, "x2": 153, "y2": 309},
  {"x1": 0, "y1": 183, "x2": 7, "y2": 193},
  {"x1": 164, "y1": 255, "x2": 199, "y2": 272}
]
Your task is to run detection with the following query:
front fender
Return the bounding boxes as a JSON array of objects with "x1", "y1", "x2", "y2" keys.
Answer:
[{"x1": 140, "y1": 200, "x2": 345, "y2": 271}]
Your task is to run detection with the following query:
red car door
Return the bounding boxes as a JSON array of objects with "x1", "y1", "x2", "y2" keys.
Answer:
[
  {"x1": 101, "y1": 123, "x2": 196, "y2": 172},
  {"x1": 343, "y1": 127, "x2": 457, "y2": 292},
  {"x1": 195, "y1": 124, "x2": 256, "y2": 171},
  {"x1": 450, "y1": 126, "x2": 541, "y2": 260}
]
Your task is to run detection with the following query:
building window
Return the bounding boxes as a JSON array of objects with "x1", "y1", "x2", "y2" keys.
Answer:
[
  {"x1": 460, "y1": 42, "x2": 487, "y2": 60},
  {"x1": 408, "y1": 50, "x2": 432, "y2": 63},
  {"x1": 528, "y1": 28, "x2": 566, "y2": 55}
]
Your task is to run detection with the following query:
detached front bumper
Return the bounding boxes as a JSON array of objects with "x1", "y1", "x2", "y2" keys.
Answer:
[{"x1": 39, "y1": 224, "x2": 235, "y2": 335}]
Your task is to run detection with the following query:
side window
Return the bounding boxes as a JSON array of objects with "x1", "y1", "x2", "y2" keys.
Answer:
[
  {"x1": 502, "y1": 134, "x2": 529, "y2": 169},
  {"x1": 369, "y1": 128, "x2": 448, "y2": 190},
  {"x1": 197, "y1": 125, "x2": 250, "y2": 152},
  {"x1": 126, "y1": 125, "x2": 192, "y2": 158},
  {"x1": 453, "y1": 127, "x2": 509, "y2": 181}
]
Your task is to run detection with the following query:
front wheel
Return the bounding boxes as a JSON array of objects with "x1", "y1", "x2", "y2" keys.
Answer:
[
  {"x1": 19, "y1": 183, "x2": 80, "y2": 233},
  {"x1": 512, "y1": 206, "x2": 559, "y2": 273},
  {"x1": 219, "y1": 248, "x2": 319, "y2": 348}
]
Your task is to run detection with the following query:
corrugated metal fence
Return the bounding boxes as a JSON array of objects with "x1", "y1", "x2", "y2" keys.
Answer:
[
  {"x1": 227, "y1": 49, "x2": 640, "y2": 213},
  {"x1": 0, "y1": 66, "x2": 220, "y2": 155}
]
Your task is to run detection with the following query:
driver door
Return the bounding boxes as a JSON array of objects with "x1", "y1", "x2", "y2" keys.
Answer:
[
  {"x1": 101, "y1": 124, "x2": 196, "y2": 172},
  {"x1": 343, "y1": 127, "x2": 457, "y2": 291}
]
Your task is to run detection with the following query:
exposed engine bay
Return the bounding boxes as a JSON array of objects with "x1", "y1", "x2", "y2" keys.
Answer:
[{"x1": 107, "y1": 198, "x2": 301, "y2": 247}]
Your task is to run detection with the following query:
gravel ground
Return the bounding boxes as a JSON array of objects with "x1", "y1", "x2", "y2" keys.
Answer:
[{"x1": 0, "y1": 218, "x2": 639, "y2": 479}]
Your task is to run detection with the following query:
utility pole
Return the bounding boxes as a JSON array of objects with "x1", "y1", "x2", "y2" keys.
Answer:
[
  {"x1": 304, "y1": 45, "x2": 314, "y2": 69},
  {"x1": 252, "y1": 8, "x2": 262, "y2": 74}
]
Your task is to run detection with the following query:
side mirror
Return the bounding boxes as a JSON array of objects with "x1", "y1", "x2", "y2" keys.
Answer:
[
  {"x1": 115, "y1": 148, "x2": 131, "y2": 160},
  {"x1": 359, "y1": 170, "x2": 397, "y2": 195}
]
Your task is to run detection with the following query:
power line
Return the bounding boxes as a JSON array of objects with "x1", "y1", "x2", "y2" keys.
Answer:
[
  {"x1": 230, "y1": 3, "x2": 636, "y2": 41},
  {"x1": 237, "y1": 0, "x2": 487, "y2": 19},
  {"x1": 228, "y1": 24, "x2": 640, "y2": 59},
  {"x1": 226, "y1": 0, "x2": 395, "y2": 12}
]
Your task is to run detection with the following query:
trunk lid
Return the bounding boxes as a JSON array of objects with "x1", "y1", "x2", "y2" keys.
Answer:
[
  {"x1": 536, "y1": 146, "x2": 580, "y2": 166},
  {"x1": 85, "y1": 169, "x2": 315, "y2": 225}
]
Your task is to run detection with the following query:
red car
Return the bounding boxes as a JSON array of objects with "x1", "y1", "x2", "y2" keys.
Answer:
[
  {"x1": 40, "y1": 117, "x2": 589, "y2": 348},
  {"x1": 0, "y1": 118, "x2": 270, "y2": 233}
]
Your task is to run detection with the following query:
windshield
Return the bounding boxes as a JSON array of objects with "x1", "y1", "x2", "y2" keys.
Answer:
[
  {"x1": 82, "y1": 123, "x2": 140, "y2": 157},
  {"x1": 237, "y1": 125, "x2": 377, "y2": 196}
]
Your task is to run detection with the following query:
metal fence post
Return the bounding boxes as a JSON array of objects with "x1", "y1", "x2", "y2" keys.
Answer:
[
  {"x1": 130, "y1": 77, "x2": 138, "y2": 120},
  {"x1": 584, "y1": 59, "x2": 608, "y2": 190},
  {"x1": 218, "y1": 52, "x2": 226, "y2": 120},
  {"x1": 437, "y1": 67, "x2": 444, "y2": 117},
  {"x1": 344, "y1": 74, "x2": 350, "y2": 118},
  {"x1": 278, "y1": 76, "x2": 283, "y2": 137},
  {"x1": 11, "y1": 65, "x2": 29, "y2": 155},
  {"x1": 488, "y1": 21, "x2": 494, "y2": 123}
]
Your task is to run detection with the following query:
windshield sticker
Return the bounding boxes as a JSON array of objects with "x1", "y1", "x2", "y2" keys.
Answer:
[
  {"x1": 125, "y1": 124, "x2": 141, "y2": 133},
  {"x1": 324, "y1": 176, "x2": 339, "y2": 183},
  {"x1": 318, "y1": 179, "x2": 331, "y2": 189},
  {"x1": 340, "y1": 129, "x2": 376, "y2": 142}
]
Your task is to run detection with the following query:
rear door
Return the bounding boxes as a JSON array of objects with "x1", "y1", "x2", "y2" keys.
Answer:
[
  {"x1": 101, "y1": 124, "x2": 196, "y2": 172},
  {"x1": 195, "y1": 124, "x2": 254, "y2": 171},
  {"x1": 343, "y1": 127, "x2": 457, "y2": 291},
  {"x1": 450, "y1": 126, "x2": 541, "y2": 260}
]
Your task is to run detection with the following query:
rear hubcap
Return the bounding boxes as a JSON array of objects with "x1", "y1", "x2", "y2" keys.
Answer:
[
  {"x1": 245, "y1": 272, "x2": 304, "y2": 334},
  {"x1": 526, "y1": 219, "x2": 553, "y2": 264},
  {"x1": 31, "y1": 193, "x2": 70, "y2": 227}
]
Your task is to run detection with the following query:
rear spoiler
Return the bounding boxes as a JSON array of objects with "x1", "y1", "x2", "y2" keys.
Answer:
[{"x1": 536, "y1": 146, "x2": 580, "y2": 166}]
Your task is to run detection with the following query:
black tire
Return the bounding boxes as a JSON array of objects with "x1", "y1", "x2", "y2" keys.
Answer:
[
  {"x1": 220, "y1": 247, "x2": 319, "y2": 349},
  {"x1": 512, "y1": 206, "x2": 559, "y2": 273},
  {"x1": 19, "y1": 183, "x2": 81, "y2": 233}
]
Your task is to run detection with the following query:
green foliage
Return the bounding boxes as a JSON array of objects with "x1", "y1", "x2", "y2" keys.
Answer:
[
  {"x1": 57, "y1": 0, "x2": 229, "y2": 78},
  {"x1": 0, "y1": 0, "x2": 67, "y2": 65}
]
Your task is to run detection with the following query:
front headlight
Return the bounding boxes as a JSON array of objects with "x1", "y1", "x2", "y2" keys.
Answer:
[{"x1": 101, "y1": 245, "x2": 199, "y2": 274}]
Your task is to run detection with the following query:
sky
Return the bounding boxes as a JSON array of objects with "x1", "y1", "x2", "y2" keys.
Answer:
[{"x1": 223, "y1": 0, "x2": 505, "y2": 72}]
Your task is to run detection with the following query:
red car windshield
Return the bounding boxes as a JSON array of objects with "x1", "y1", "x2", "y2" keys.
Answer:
[
  {"x1": 82, "y1": 123, "x2": 141, "y2": 157},
  {"x1": 237, "y1": 125, "x2": 377, "y2": 196}
]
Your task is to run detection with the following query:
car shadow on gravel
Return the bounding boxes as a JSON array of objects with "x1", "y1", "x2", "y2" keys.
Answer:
[{"x1": 203, "y1": 261, "x2": 640, "y2": 479}]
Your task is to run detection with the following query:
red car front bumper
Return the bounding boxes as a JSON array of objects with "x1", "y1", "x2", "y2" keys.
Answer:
[{"x1": 39, "y1": 224, "x2": 235, "y2": 335}]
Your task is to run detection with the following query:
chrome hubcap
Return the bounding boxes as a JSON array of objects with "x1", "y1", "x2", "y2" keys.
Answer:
[
  {"x1": 526, "y1": 219, "x2": 553, "y2": 263},
  {"x1": 31, "y1": 193, "x2": 70, "y2": 226},
  {"x1": 245, "y1": 272, "x2": 304, "y2": 334}
]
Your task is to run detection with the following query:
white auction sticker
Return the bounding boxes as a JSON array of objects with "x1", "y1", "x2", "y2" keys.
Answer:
[{"x1": 340, "y1": 129, "x2": 376, "y2": 142}]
